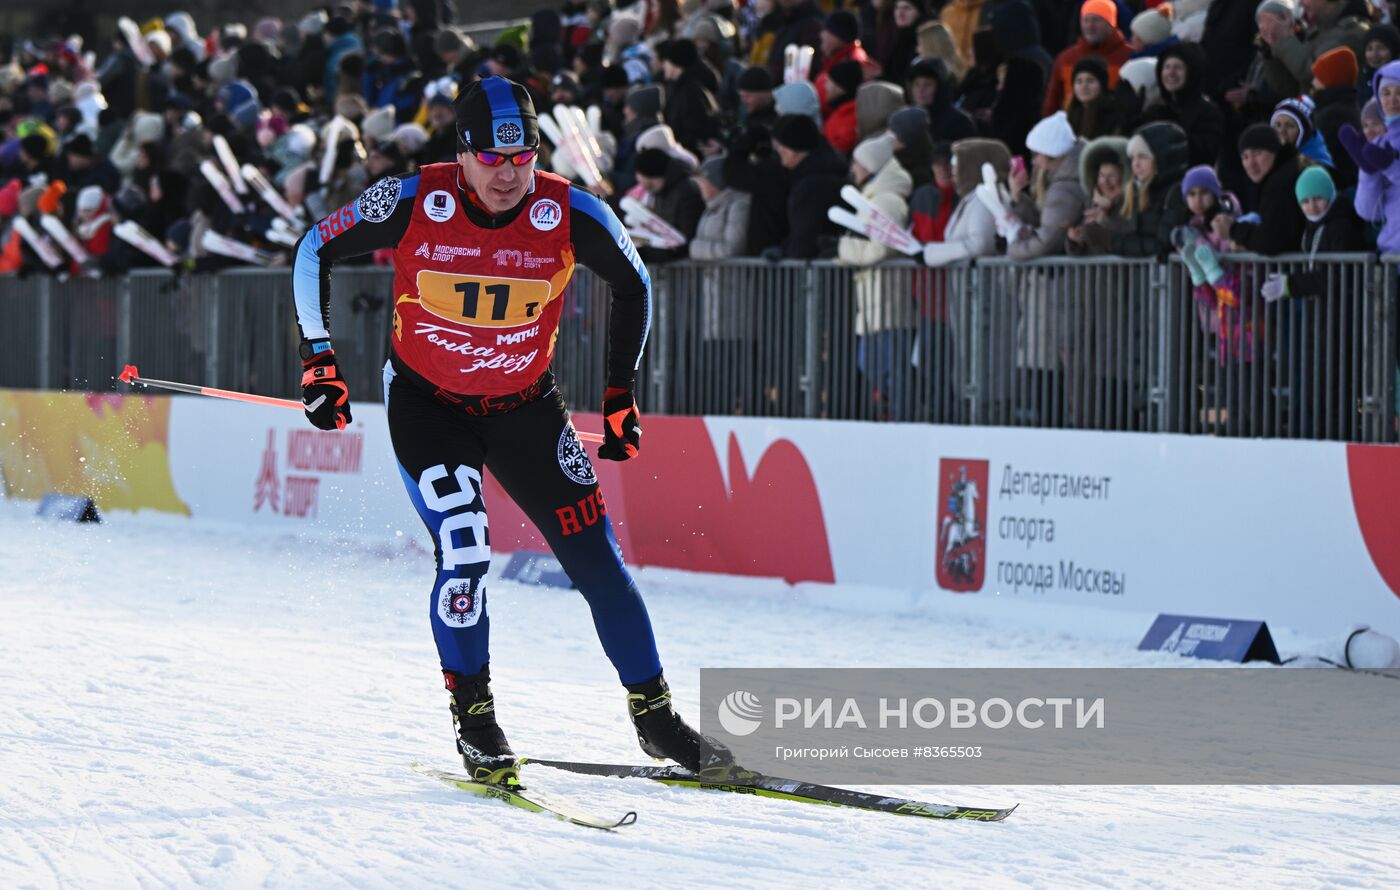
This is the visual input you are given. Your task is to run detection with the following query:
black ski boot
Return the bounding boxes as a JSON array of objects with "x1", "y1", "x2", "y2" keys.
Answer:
[
  {"x1": 444, "y1": 667, "x2": 519, "y2": 786},
  {"x1": 626, "y1": 673, "x2": 744, "y2": 781}
]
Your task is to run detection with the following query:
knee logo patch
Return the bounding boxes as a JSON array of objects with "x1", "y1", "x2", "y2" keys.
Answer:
[
  {"x1": 438, "y1": 577, "x2": 485, "y2": 627},
  {"x1": 557, "y1": 424, "x2": 598, "y2": 486}
]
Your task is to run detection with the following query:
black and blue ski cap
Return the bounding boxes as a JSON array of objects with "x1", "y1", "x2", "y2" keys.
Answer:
[{"x1": 455, "y1": 75, "x2": 539, "y2": 152}]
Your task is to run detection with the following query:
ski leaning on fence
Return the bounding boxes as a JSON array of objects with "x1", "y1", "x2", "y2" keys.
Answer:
[
  {"x1": 521, "y1": 758, "x2": 1017, "y2": 823},
  {"x1": 411, "y1": 763, "x2": 638, "y2": 831}
]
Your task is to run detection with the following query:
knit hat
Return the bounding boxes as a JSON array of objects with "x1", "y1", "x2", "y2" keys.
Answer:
[
  {"x1": 626, "y1": 84, "x2": 663, "y2": 117},
  {"x1": 1362, "y1": 98, "x2": 1382, "y2": 126},
  {"x1": 1180, "y1": 165, "x2": 1221, "y2": 198},
  {"x1": 823, "y1": 10, "x2": 860, "y2": 44},
  {"x1": 1238, "y1": 123, "x2": 1282, "y2": 155},
  {"x1": 1130, "y1": 8, "x2": 1173, "y2": 47},
  {"x1": 552, "y1": 71, "x2": 580, "y2": 96},
  {"x1": 392, "y1": 123, "x2": 429, "y2": 155},
  {"x1": 1294, "y1": 165, "x2": 1335, "y2": 203},
  {"x1": 360, "y1": 105, "x2": 396, "y2": 145},
  {"x1": 456, "y1": 75, "x2": 538, "y2": 150},
  {"x1": 1025, "y1": 110, "x2": 1077, "y2": 158},
  {"x1": 19, "y1": 133, "x2": 49, "y2": 160},
  {"x1": 1080, "y1": 0, "x2": 1117, "y2": 28},
  {"x1": 852, "y1": 132, "x2": 896, "y2": 173},
  {"x1": 1255, "y1": 0, "x2": 1294, "y2": 19},
  {"x1": 887, "y1": 105, "x2": 931, "y2": 148},
  {"x1": 634, "y1": 146, "x2": 671, "y2": 177},
  {"x1": 657, "y1": 38, "x2": 699, "y2": 69},
  {"x1": 1270, "y1": 96, "x2": 1315, "y2": 145},
  {"x1": 1072, "y1": 56, "x2": 1110, "y2": 91},
  {"x1": 1312, "y1": 46, "x2": 1358, "y2": 90},
  {"x1": 699, "y1": 155, "x2": 725, "y2": 189},
  {"x1": 827, "y1": 59, "x2": 864, "y2": 96},
  {"x1": 774, "y1": 81, "x2": 821, "y2": 124},
  {"x1": 738, "y1": 65, "x2": 773, "y2": 92},
  {"x1": 64, "y1": 133, "x2": 94, "y2": 157},
  {"x1": 772, "y1": 113, "x2": 821, "y2": 152},
  {"x1": 76, "y1": 184, "x2": 104, "y2": 212}
]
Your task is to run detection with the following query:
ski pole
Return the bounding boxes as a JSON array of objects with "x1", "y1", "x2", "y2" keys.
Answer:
[{"x1": 117, "y1": 365, "x2": 606, "y2": 443}]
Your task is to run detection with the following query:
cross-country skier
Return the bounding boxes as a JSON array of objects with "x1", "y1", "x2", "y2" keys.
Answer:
[{"x1": 291, "y1": 76, "x2": 733, "y2": 786}]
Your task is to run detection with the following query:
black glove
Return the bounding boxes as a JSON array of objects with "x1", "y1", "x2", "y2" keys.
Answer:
[
  {"x1": 597, "y1": 387, "x2": 641, "y2": 461},
  {"x1": 299, "y1": 338, "x2": 352, "y2": 430}
]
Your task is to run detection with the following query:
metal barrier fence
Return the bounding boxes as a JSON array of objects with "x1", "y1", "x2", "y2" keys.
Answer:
[{"x1": 0, "y1": 253, "x2": 1394, "y2": 443}]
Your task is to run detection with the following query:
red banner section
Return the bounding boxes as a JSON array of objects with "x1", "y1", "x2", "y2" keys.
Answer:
[
  {"x1": 482, "y1": 413, "x2": 835, "y2": 584},
  {"x1": 1346, "y1": 443, "x2": 1400, "y2": 602}
]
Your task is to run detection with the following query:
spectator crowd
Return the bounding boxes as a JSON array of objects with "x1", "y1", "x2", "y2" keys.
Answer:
[
  {"x1": 0, "y1": 0, "x2": 1394, "y2": 274},
  {"x1": 0, "y1": 0, "x2": 1395, "y2": 432}
]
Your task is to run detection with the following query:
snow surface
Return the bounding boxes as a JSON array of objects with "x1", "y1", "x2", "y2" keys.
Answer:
[{"x1": 1, "y1": 500, "x2": 1398, "y2": 889}]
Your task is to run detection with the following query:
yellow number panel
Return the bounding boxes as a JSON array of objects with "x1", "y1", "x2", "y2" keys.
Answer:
[{"x1": 415, "y1": 270, "x2": 555, "y2": 328}]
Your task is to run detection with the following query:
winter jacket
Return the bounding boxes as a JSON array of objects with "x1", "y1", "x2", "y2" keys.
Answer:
[
  {"x1": 939, "y1": 0, "x2": 988, "y2": 64},
  {"x1": 690, "y1": 188, "x2": 753, "y2": 260},
  {"x1": 1291, "y1": 200, "x2": 1368, "y2": 298},
  {"x1": 1067, "y1": 135, "x2": 1130, "y2": 256},
  {"x1": 991, "y1": 0, "x2": 1054, "y2": 81},
  {"x1": 1008, "y1": 140, "x2": 1088, "y2": 260},
  {"x1": 815, "y1": 41, "x2": 871, "y2": 116},
  {"x1": 722, "y1": 122, "x2": 790, "y2": 254},
  {"x1": 910, "y1": 180, "x2": 957, "y2": 243},
  {"x1": 1230, "y1": 145, "x2": 1305, "y2": 256},
  {"x1": 1140, "y1": 43, "x2": 1225, "y2": 169},
  {"x1": 663, "y1": 66, "x2": 722, "y2": 155},
  {"x1": 1313, "y1": 85, "x2": 1362, "y2": 192},
  {"x1": 824, "y1": 95, "x2": 860, "y2": 157},
  {"x1": 639, "y1": 156, "x2": 705, "y2": 264},
  {"x1": 362, "y1": 57, "x2": 422, "y2": 122},
  {"x1": 1200, "y1": 0, "x2": 1259, "y2": 102},
  {"x1": 1110, "y1": 122, "x2": 1190, "y2": 257},
  {"x1": 783, "y1": 140, "x2": 849, "y2": 259},
  {"x1": 992, "y1": 57, "x2": 1048, "y2": 158},
  {"x1": 838, "y1": 156, "x2": 914, "y2": 266},
  {"x1": 914, "y1": 58, "x2": 978, "y2": 144},
  {"x1": 1353, "y1": 156, "x2": 1400, "y2": 255},
  {"x1": 938, "y1": 139, "x2": 1013, "y2": 260},
  {"x1": 1043, "y1": 31, "x2": 1132, "y2": 117},
  {"x1": 1267, "y1": 4, "x2": 1370, "y2": 99}
]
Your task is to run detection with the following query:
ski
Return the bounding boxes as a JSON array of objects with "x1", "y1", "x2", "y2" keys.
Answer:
[
  {"x1": 521, "y1": 759, "x2": 1017, "y2": 822},
  {"x1": 411, "y1": 763, "x2": 638, "y2": 830}
]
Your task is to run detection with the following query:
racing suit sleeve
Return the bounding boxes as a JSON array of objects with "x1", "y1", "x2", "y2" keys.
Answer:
[
  {"x1": 292, "y1": 174, "x2": 418, "y2": 340},
  {"x1": 568, "y1": 186, "x2": 652, "y2": 391}
]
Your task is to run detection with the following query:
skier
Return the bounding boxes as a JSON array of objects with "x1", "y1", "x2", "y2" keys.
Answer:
[{"x1": 290, "y1": 76, "x2": 733, "y2": 786}]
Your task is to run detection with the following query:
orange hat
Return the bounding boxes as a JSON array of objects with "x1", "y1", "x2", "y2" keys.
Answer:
[
  {"x1": 37, "y1": 180, "x2": 66, "y2": 216},
  {"x1": 1081, "y1": 0, "x2": 1118, "y2": 27},
  {"x1": 1312, "y1": 46, "x2": 1359, "y2": 90}
]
